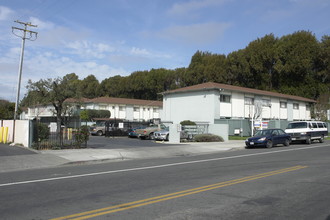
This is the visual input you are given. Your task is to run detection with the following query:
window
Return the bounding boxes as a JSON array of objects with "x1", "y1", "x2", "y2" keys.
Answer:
[
  {"x1": 244, "y1": 97, "x2": 254, "y2": 105},
  {"x1": 317, "y1": 123, "x2": 324, "y2": 128},
  {"x1": 280, "y1": 102, "x2": 287, "y2": 108},
  {"x1": 119, "y1": 106, "x2": 125, "y2": 111},
  {"x1": 153, "y1": 108, "x2": 159, "y2": 113},
  {"x1": 312, "y1": 123, "x2": 318, "y2": 128},
  {"x1": 134, "y1": 107, "x2": 140, "y2": 112},
  {"x1": 99, "y1": 105, "x2": 107, "y2": 110},
  {"x1": 262, "y1": 99, "x2": 271, "y2": 107},
  {"x1": 220, "y1": 94, "x2": 231, "y2": 103},
  {"x1": 293, "y1": 103, "x2": 299, "y2": 109},
  {"x1": 306, "y1": 104, "x2": 310, "y2": 111}
]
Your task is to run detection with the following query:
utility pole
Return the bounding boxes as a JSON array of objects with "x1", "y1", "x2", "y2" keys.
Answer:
[{"x1": 12, "y1": 20, "x2": 38, "y2": 120}]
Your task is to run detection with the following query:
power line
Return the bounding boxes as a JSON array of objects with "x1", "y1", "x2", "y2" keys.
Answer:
[{"x1": 12, "y1": 20, "x2": 38, "y2": 120}]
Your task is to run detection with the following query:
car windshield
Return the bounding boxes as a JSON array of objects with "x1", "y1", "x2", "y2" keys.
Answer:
[
  {"x1": 286, "y1": 122, "x2": 307, "y2": 129},
  {"x1": 254, "y1": 130, "x2": 272, "y2": 136}
]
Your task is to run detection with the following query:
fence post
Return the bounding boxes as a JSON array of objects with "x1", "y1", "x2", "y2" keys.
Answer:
[{"x1": 0, "y1": 127, "x2": 3, "y2": 143}]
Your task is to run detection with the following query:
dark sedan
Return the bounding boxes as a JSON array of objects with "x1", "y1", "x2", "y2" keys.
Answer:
[{"x1": 245, "y1": 128, "x2": 291, "y2": 148}]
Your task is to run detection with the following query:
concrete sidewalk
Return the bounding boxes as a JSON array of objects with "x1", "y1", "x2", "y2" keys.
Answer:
[{"x1": 0, "y1": 140, "x2": 245, "y2": 173}]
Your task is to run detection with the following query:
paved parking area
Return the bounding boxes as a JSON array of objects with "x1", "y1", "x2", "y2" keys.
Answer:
[{"x1": 87, "y1": 136, "x2": 177, "y2": 149}]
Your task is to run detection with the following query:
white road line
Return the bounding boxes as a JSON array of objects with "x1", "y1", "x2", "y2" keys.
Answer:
[{"x1": 0, "y1": 144, "x2": 327, "y2": 187}]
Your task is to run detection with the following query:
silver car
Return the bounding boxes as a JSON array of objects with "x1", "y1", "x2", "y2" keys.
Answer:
[{"x1": 154, "y1": 128, "x2": 169, "y2": 141}]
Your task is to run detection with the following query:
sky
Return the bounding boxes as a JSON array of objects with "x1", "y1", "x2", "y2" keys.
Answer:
[{"x1": 0, "y1": 0, "x2": 329, "y2": 102}]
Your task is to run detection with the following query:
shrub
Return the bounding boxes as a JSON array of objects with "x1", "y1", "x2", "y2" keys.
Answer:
[
  {"x1": 74, "y1": 125, "x2": 89, "y2": 148},
  {"x1": 180, "y1": 120, "x2": 196, "y2": 126},
  {"x1": 37, "y1": 123, "x2": 50, "y2": 141},
  {"x1": 194, "y1": 134, "x2": 224, "y2": 142}
]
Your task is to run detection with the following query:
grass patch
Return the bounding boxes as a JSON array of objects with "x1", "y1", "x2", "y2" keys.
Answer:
[{"x1": 229, "y1": 135, "x2": 247, "y2": 140}]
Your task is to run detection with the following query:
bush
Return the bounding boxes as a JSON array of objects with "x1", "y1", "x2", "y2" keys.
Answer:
[
  {"x1": 194, "y1": 134, "x2": 224, "y2": 142},
  {"x1": 37, "y1": 123, "x2": 50, "y2": 141},
  {"x1": 74, "y1": 125, "x2": 89, "y2": 148},
  {"x1": 180, "y1": 120, "x2": 196, "y2": 126}
]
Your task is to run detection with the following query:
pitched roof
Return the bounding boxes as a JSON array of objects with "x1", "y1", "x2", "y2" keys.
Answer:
[
  {"x1": 66, "y1": 97, "x2": 163, "y2": 107},
  {"x1": 162, "y1": 82, "x2": 316, "y2": 103}
]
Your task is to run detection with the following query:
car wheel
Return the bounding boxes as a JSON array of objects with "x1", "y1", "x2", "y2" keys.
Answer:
[
  {"x1": 149, "y1": 133, "x2": 155, "y2": 140},
  {"x1": 165, "y1": 134, "x2": 169, "y2": 141},
  {"x1": 319, "y1": 135, "x2": 324, "y2": 143},
  {"x1": 305, "y1": 136, "x2": 311, "y2": 145},
  {"x1": 266, "y1": 140, "x2": 273, "y2": 148},
  {"x1": 97, "y1": 130, "x2": 103, "y2": 136},
  {"x1": 284, "y1": 139, "x2": 290, "y2": 146}
]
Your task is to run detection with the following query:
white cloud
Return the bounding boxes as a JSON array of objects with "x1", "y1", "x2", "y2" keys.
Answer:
[
  {"x1": 155, "y1": 22, "x2": 231, "y2": 45},
  {"x1": 0, "y1": 6, "x2": 14, "y2": 21},
  {"x1": 130, "y1": 47, "x2": 151, "y2": 56},
  {"x1": 65, "y1": 40, "x2": 115, "y2": 59},
  {"x1": 168, "y1": 0, "x2": 228, "y2": 15}
]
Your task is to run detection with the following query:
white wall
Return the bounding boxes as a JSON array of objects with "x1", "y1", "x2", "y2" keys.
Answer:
[
  {"x1": 163, "y1": 90, "x2": 217, "y2": 124},
  {"x1": 231, "y1": 92, "x2": 244, "y2": 118},
  {"x1": 0, "y1": 120, "x2": 30, "y2": 147}
]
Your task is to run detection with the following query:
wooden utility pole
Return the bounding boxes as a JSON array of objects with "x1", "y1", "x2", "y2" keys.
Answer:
[{"x1": 12, "y1": 20, "x2": 38, "y2": 120}]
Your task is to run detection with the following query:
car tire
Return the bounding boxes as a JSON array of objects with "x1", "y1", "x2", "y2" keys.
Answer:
[
  {"x1": 284, "y1": 139, "x2": 290, "y2": 147},
  {"x1": 149, "y1": 133, "x2": 155, "y2": 140},
  {"x1": 305, "y1": 136, "x2": 311, "y2": 145},
  {"x1": 97, "y1": 130, "x2": 103, "y2": 136},
  {"x1": 166, "y1": 134, "x2": 169, "y2": 141},
  {"x1": 319, "y1": 135, "x2": 324, "y2": 143},
  {"x1": 266, "y1": 140, "x2": 273, "y2": 148}
]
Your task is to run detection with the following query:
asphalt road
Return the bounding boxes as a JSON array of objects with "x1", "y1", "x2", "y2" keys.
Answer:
[{"x1": 0, "y1": 142, "x2": 329, "y2": 220}]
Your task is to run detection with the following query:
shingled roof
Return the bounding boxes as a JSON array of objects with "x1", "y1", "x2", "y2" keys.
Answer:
[
  {"x1": 162, "y1": 82, "x2": 316, "y2": 103},
  {"x1": 66, "y1": 97, "x2": 163, "y2": 107}
]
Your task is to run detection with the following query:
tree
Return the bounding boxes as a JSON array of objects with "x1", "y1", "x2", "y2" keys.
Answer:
[
  {"x1": 26, "y1": 73, "x2": 80, "y2": 136},
  {"x1": 79, "y1": 74, "x2": 100, "y2": 98},
  {"x1": 0, "y1": 99, "x2": 15, "y2": 119}
]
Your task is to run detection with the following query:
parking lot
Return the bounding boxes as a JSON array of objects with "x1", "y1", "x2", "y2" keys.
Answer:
[{"x1": 87, "y1": 135, "x2": 178, "y2": 149}]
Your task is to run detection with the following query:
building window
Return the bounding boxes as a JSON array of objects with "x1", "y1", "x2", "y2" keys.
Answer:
[
  {"x1": 293, "y1": 103, "x2": 299, "y2": 109},
  {"x1": 119, "y1": 106, "x2": 125, "y2": 111},
  {"x1": 306, "y1": 104, "x2": 310, "y2": 111},
  {"x1": 244, "y1": 97, "x2": 254, "y2": 105},
  {"x1": 153, "y1": 108, "x2": 159, "y2": 113},
  {"x1": 262, "y1": 99, "x2": 271, "y2": 107},
  {"x1": 99, "y1": 105, "x2": 107, "y2": 110},
  {"x1": 280, "y1": 102, "x2": 287, "y2": 108},
  {"x1": 134, "y1": 107, "x2": 139, "y2": 112},
  {"x1": 220, "y1": 94, "x2": 231, "y2": 103}
]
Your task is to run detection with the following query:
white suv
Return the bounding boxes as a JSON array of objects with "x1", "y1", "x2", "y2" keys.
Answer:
[{"x1": 285, "y1": 121, "x2": 328, "y2": 144}]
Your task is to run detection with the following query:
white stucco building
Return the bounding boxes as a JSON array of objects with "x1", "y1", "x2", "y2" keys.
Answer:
[
  {"x1": 26, "y1": 97, "x2": 163, "y2": 122},
  {"x1": 161, "y1": 82, "x2": 316, "y2": 124}
]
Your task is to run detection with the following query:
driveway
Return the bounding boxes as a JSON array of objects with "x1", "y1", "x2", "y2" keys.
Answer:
[{"x1": 87, "y1": 136, "x2": 178, "y2": 149}]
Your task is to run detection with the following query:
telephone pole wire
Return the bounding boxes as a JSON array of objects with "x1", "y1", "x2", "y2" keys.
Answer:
[{"x1": 12, "y1": 20, "x2": 38, "y2": 120}]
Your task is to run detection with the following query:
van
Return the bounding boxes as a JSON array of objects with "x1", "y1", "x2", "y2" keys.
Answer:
[{"x1": 285, "y1": 121, "x2": 328, "y2": 144}]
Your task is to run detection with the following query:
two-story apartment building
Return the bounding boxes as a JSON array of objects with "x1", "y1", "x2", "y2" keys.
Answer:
[
  {"x1": 161, "y1": 82, "x2": 316, "y2": 134},
  {"x1": 26, "y1": 97, "x2": 163, "y2": 122}
]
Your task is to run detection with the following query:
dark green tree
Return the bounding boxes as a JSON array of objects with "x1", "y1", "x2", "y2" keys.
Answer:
[
  {"x1": 0, "y1": 99, "x2": 15, "y2": 119},
  {"x1": 80, "y1": 74, "x2": 100, "y2": 98}
]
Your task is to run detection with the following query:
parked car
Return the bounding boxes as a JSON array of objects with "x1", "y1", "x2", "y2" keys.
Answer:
[
  {"x1": 128, "y1": 127, "x2": 146, "y2": 138},
  {"x1": 285, "y1": 121, "x2": 328, "y2": 144},
  {"x1": 154, "y1": 127, "x2": 169, "y2": 141},
  {"x1": 135, "y1": 124, "x2": 167, "y2": 140},
  {"x1": 245, "y1": 128, "x2": 291, "y2": 148}
]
